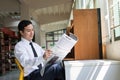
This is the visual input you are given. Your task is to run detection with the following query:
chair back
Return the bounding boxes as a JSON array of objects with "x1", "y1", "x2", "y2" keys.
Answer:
[{"x1": 15, "y1": 58, "x2": 24, "y2": 80}]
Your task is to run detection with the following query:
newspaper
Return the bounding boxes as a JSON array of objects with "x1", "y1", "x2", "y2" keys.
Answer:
[{"x1": 40, "y1": 33, "x2": 78, "y2": 76}]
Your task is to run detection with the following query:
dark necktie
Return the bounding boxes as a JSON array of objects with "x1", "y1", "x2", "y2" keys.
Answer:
[
  {"x1": 30, "y1": 42, "x2": 42, "y2": 70},
  {"x1": 29, "y1": 42, "x2": 38, "y2": 57}
]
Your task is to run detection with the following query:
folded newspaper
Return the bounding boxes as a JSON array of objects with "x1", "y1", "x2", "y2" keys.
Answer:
[{"x1": 40, "y1": 33, "x2": 78, "y2": 76}]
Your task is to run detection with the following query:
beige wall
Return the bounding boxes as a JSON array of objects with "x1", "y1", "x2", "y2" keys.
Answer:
[{"x1": 106, "y1": 41, "x2": 120, "y2": 60}]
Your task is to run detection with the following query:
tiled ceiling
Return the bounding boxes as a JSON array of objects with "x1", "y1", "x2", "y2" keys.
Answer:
[
  {"x1": 19, "y1": 0, "x2": 73, "y2": 30},
  {"x1": 0, "y1": 0, "x2": 20, "y2": 19},
  {"x1": 0, "y1": 0, "x2": 73, "y2": 31}
]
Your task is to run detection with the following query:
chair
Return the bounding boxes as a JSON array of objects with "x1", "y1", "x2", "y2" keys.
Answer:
[{"x1": 15, "y1": 58, "x2": 24, "y2": 80}]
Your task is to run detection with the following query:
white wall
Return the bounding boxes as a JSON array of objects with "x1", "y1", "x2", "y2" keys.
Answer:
[
  {"x1": 39, "y1": 30, "x2": 46, "y2": 49},
  {"x1": 31, "y1": 20, "x2": 41, "y2": 45},
  {"x1": 95, "y1": 0, "x2": 120, "y2": 60}
]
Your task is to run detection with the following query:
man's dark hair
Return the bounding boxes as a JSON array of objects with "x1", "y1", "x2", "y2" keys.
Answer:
[
  {"x1": 18, "y1": 20, "x2": 32, "y2": 31},
  {"x1": 17, "y1": 20, "x2": 32, "y2": 41}
]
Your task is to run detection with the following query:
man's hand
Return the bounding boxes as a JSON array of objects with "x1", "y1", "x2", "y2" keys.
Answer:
[{"x1": 43, "y1": 50, "x2": 52, "y2": 60}]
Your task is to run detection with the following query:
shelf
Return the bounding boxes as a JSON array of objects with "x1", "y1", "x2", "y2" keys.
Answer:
[{"x1": 0, "y1": 29, "x2": 18, "y2": 74}]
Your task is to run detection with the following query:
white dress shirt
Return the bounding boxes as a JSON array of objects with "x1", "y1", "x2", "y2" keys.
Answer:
[{"x1": 14, "y1": 38, "x2": 45, "y2": 76}]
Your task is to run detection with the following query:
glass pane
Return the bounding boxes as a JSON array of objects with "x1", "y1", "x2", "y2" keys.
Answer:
[
  {"x1": 113, "y1": 3, "x2": 120, "y2": 26},
  {"x1": 46, "y1": 29, "x2": 66, "y2": 49},
  {"x1": 115, "y1": 26, "x2": 120, "y2": 37}
]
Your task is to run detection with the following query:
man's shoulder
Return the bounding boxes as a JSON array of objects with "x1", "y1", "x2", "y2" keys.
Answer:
[{"x1": 15, "y1": 40, "x2": 25, "y2": 47}]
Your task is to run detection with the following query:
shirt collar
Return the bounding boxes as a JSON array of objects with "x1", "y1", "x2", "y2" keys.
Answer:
[{"x1": 21, "y1": 37, "x2": 32, "y2": 44}]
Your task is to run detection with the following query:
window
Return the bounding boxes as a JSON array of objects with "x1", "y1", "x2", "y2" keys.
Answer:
[
  {"x1": 109, "y1": 0, "x2": 120, "y2": 41},
  {"x1": 45, "y1": 29, "x2": 66, "y2": 49}
]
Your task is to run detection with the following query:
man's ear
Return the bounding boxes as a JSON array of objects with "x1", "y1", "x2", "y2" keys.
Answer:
[{"x1": 20, "y1": 31, "x2": 23, "y2": 36}]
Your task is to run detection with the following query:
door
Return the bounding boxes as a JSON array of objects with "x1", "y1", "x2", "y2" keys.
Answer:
[{"x1": 73, "y1": 8, "x2": 102, "y2": 60}]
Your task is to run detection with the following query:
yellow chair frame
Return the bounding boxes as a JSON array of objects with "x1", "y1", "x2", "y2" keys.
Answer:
[{"x1": 15, "y1": 58, "x2": 24, "y2": 80}]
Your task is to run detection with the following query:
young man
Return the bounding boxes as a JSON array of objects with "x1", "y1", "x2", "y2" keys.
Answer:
[{"x1": 14, "y1": 20, "x2": 65, "y2": 80}]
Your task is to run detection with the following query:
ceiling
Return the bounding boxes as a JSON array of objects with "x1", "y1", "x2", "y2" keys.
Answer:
[{"x1": 0, "y1": 0, "x2": 73, "y2": 32}]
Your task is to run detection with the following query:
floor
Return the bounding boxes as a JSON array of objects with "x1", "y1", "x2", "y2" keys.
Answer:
[{"x1": 0, "y1": 69, "x2": 19, "y2": 80}]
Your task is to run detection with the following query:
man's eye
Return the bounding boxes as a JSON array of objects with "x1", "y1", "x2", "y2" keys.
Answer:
[
  {"x1": 28, "y1": 30, "x2": 31, "y2": 32},
  {"x1": 26, "y1": 30, "x2": 31, "y2": 32}
]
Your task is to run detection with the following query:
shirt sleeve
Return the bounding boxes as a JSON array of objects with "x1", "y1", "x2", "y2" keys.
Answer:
[
  {"x1": 14, "y1": 41, "x2": 45, "y2": 67},
  {"x1": 14, "y1": 43, "x2": 45, "y2": 68},
  {"x1": 14, "y1": 44, "x2": 31, "y2": 67}
]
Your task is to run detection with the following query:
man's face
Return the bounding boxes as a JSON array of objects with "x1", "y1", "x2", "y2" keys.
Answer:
[{"x1": 20, "y1": 24, "x2": 34, "y2": 41}]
